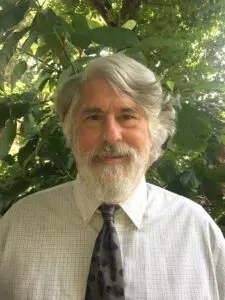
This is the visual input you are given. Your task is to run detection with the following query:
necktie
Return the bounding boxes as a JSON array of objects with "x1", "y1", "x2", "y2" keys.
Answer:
[{"x1": 85, "y1": 204, "x2": 125, "y2": 299}]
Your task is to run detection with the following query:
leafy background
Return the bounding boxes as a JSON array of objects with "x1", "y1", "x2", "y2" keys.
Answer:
[{"x1": 0, "y1": 0, "x2": 224, "y2": 235}]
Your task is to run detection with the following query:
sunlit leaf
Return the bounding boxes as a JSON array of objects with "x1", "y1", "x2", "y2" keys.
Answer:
[
  {"x1": 20, "y1": 114, "x2": 38, "y2": 138},
  {"x1": 0, "y1": 27, "x2": 30, "y2": 72},
  {"x1": 219, "y1": 135, "x2": 225, "y2": 145},
  {"x1": 35, "y1": 10, "x2": 66, "y2": 59},
  {"x1": 122, "y1": 19, "x2": 137, "y2": 30},
  {"x1": 35, "y1": 44, "x2": 51, "y2": 57},
  {"x1": 166, "y1": 80, "x2": 175, "y2": 91},
  {"x1": 87, "y1": 18, "x2": 103, "y2": 29},
  {"x1": 11, "y1": 61, "x2": 27, "y2": 89},
  {"x1": 34, "y1": 72, "x2": 51, "y2": 91},
  {"x1": 21, "y1": 31, "x2": 38, "y2": 53}
]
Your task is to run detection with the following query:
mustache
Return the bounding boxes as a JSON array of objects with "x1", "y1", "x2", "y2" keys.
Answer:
[{"x1": 86, "y1": 142, "x2": 138, "y2": 161}]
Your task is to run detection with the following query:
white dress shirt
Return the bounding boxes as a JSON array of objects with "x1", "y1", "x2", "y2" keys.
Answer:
[{"x1": 0, "y1": 175, "x2": 224, "y2": 299}]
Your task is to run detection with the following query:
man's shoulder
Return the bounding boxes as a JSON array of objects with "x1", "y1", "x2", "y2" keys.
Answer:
[
  {"x1": 20, "y1": 180, "x2": 74, "y2": 203},
  {"x1": 28, "y1": 180, "x2": 74, "y2": 198},
  {"x1": 146, "y1": 182, "x2": 225, "y2": 249},
  {"x1": 2, "y1": 180, "x2": 75, "y2": 219},
  {"x1": 146, "y1": 182, "x2": 212, "y2": 222}
]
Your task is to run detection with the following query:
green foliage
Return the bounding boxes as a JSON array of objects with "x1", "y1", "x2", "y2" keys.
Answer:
[
  {"x1": 0, "y1": 0, "x2": 224, "y2": 234},
  {"x1": 90, "y1": 27, "x2": 138, "y2": 48},
  {"x1": 0, "y1": 118, "x2": 17, "y2": 159},
  {"x1": 0, "y1": 1, "x2": 30, "y2": 31},
  {"x1": 11, "y1": 61, "x2": 27, "y2": 88},
  {"x1": 174, "y1": 104, "x2": 213, "y2": 151}
]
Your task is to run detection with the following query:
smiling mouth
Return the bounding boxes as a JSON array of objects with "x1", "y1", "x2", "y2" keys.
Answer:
[
  {"x1": 94, "y1": 155, "x2": 128, "y2": 164},
  {"x1": 102, "y1": 155, "x2": 124, "y2": 158}
]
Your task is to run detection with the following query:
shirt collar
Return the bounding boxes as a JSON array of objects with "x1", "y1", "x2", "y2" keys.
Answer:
[{"x1": 73, "y1": 174, "x2": 148, "y2": 229}]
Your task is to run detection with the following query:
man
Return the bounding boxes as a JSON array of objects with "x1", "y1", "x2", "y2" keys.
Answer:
[{"x1": 0, "y1": 53, "x2": 224, "y2": 299}]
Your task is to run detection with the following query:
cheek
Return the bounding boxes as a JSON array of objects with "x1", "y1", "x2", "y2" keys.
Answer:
[
  {"x1": 126, "y1": 125, "x2": 150, "y2": 152},
  {"x1": 77, "y1": 128, "x2": 100, "y2": 152}
]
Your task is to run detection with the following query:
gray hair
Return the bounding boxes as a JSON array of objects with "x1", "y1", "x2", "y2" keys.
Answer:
[{"x1": 55, "y1": 53, "x2": 176, "y2": 165}]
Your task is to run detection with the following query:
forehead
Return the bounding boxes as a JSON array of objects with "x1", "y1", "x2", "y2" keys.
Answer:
[{"x1": 78, "y1": 78, "x2": 139, "y2": 111}]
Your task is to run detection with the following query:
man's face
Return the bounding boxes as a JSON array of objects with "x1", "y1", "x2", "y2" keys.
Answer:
[{"x1": 73, "y1": 78, "x2": 151, "y2": 203}]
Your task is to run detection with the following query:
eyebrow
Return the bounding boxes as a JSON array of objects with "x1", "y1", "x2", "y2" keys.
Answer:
[{"x1": 81, "y1": 107, "x2": 139, "y2": 114}]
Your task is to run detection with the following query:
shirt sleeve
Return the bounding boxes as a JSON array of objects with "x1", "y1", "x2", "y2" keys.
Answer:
[{"x1": 216, "y1": 237, "x2": 225, "y2": 297}]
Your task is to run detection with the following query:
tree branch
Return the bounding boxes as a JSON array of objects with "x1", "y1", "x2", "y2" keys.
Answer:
[
  {"x1": 87, "y1": 0, "x2": 116, "y2": 26},
  {"x1": 17, "y1": 48, "x2": 59, "y2": 72},
  {"x1": 120, "y1": 0, "x2": 141, "y2": 24}
]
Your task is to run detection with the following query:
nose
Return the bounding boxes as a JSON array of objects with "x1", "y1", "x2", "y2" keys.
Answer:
[{"x1": 101, "y1": 116, "x2": 122, "y2": 144}]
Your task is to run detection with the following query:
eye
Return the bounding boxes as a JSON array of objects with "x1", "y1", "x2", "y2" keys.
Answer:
[
  {"x1": 120, "y1": 114, "x2": 136, "y2": 121},
  {"x1": 86, "y1": 114, "x2": 102, "y2": 121}
]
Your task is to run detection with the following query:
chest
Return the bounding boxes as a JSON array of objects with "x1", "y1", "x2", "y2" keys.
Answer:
[{"x1": 0, "y1": 217, "x2": 218, "y2": 300}]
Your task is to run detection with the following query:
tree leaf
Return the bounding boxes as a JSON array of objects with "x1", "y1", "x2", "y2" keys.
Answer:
[
  {"x1": 0, "y1": 118, "x2": 17, "y2": 159},
  {"x1": 90, "y1": 27, "x2": 138, "y2": 48},
  {"x1": 218, "y1": 135, "x2": 225, "y2": 145},
  {"x1": 35, "y1": 11, "x2": 62, "y2": 52},
  {"x1": 20, "y1": 31, "x2": 38, "y2": 53},
  {"x1": 166, "y1": 80, "x2": 175, "y2": 91},
  {"x1": 34, "y1": 72, "x2": 51, "y2": 91},
  {"x1": 84, "y1": 46, "x2": 102, "y2": 55},
  {"x1": 122, "y1": 19, "x2": 137, "y2": 30},
  {"x1": 2, "y1": 154, "x2": 15, "y2": 165},
  {"x1": 70, "y1": 32, "x2": 91, "y2": 49},
  {"x1": 11, "y1": 61, "x2": 27, "y2": 89},
  {"x1": 35, "y1": 10, "x2": 69, "y2": 66},
  {"x1": 203, "y1": 178, "x2": 224, "y2": 202},
  {"x1": 0, "y1": 100, "x2": 10, "y2": 128},
  {"x1": 124, "y1": 48, "x2": 148, "y2": 64},
  {"x1": 68, "y1": 13, "x2": 92, "y2": 49},
  {"x1": 157, "y1": 160, "x2": 177, "y2": 183},
  {"x1": 0, "y1": 2, "x2": 30, "y2": 30},
  {"x1": 57, "y1": 65, "x2": 74, "y2": 86},
  {"x1": 87, "y1": 18, "x2": 103, "y2": 29},
  {"x1": 174, "y1": 104, "x2": 213, "y2": 151},
  {"x1": 205, "y1": 168, "x2": 225, "y2": 183},
  {"x1": 134, "y1": 36, "x2": 180, "y2": 51},
  {"x1": 195, "y1": 81, "x2": 225, "y2": 92},
  {"x1": 8, "y1": 177, "x2": 30, "y2": 196},
  {"x1": 11, "y1": 102, "x2": 30, "y2": 118},
  {"x1": 72, "y1": 13, "x2": 89, "y2": 32},
  {"x1": 0, "y1": 73, "x2": 4, "y2": 92},
  {"x1": 18, "y1": 138, "x2": 38, "y2": 167},
  {"x1": 0, "y1": 27, "x2": 30, "y2": 72},
  {"x1": 35, "y1": 44, "x2": 51, "y2": 57},
  {"x1": 180, "y1": 171, "x2": 201, "y2": 189},
  {"x1": 20, "y1": 114, "x2": 37, "y2": 138}
]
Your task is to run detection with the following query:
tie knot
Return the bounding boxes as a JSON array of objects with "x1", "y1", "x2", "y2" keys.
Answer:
[{"x1": 99, "y1": 204, "x2": 117, "y2": 222}]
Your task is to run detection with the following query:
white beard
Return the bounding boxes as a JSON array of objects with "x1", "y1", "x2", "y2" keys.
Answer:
[{"x1": 74, "y1": 142, "x2": 150, "y2": 204}]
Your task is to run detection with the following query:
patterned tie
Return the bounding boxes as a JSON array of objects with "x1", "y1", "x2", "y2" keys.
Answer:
[{"x1": 85, "y1": 204, "x2": 125, "y2": 299}]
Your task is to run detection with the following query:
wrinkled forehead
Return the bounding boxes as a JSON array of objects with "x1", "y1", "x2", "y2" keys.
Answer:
[{"x1": 78, "y1": 77, "x2": 146, "y2": 115}]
